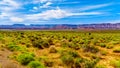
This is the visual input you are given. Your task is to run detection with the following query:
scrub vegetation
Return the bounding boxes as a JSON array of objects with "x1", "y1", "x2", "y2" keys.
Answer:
[{"x1": 0, "y1": 30, "x2": 120, "y2": 68}]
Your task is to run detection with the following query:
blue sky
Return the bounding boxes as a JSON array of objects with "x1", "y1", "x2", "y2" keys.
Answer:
[{"x1": 0, "y1": 0, "x2": 120, "y2": 25}]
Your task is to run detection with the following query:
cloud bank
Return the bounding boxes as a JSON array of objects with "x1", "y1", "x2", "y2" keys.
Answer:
[{"x1": 0, "y1": 0, "x2": 119, "y2": 24}]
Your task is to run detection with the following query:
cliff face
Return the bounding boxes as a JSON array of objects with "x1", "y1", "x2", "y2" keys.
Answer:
[{"x1": 0, "y1": 23, "x2": 120, "y2": 30}]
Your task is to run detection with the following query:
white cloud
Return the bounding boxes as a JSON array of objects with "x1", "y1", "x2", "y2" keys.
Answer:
[
  {"x1": 30, "y1": 7, "x2": 38, "y2": 12},
  {"x1": 0, "y1": 13, "x2": 9, "y2": 18},
  {"x1": 79, "y1": 3, "x2": 112, "y2": 11},
  {"x1": 35, "y1": 0, "x2": 49, "y2": 3},
  {"x1": 32, "y1": 0, "x2": 51, "y2": 4},
  {"x1": 33, "y1": 7, "x2": 38, "y2": 10},
  {"x1": 30, "y1": 2, "x2": 52, "y2": 11},
  {"x1": 40, "y1": 0, "x2": 50, "y2": 3},
  {"x1": 68, "y1": 12, "x2": 102, "y2": 16},
  {"x1": 0, "y1": 0, "x2": 23, "y2": 23},
  {"x1": 0, "y1": 0, "x2": 112, "y2": 24},
  {"x1": 10, "y1": 17, "x2": 24, "y2": 22},
  {"x1": 0, "y1": 0, "x2": 21, "y2": 11},
  {"x1": 26, "y1": 7, "x2": 103, "y2": 20},
  {"x1": 0, "y1": 0, "x2": 22, "y2": 14},
  {"x1": 0, "y1": 0, "x2": 20, "y2": 7},
  {"x1": 26, "y1": 7, "x2": 67, "y2": 20},
  {"x1": 59, "y1": 1, "x2": 80, "y2": 4},
  {"x1": 40, "y1": 2, "x2": 52, "y2": 8},
  {"x1": 0, "y1": 7, "x2": 14, "y2": 12},
  {"x1": 32, "y1": 0, "x2": 64, "y2": 4}
]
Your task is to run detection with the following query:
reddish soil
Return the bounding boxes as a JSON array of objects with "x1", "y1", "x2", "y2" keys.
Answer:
[{"x1": 0, "y1": 48, "x2": 25, "y2": 68}]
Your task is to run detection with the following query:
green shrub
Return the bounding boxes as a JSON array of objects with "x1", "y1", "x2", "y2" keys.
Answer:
[
  {"x1": 60, "y1": 50, "x2": 79, "y2": 58},
  {"x1": 93, "y1": 40, "x2": 99, "y2": 45},
  {"x1": 83, "y1": 58, "x2": 99, "y2": 68},
  {"x1": 70, "y1": 43, "x2": 81, "y2": 50},
  {"x1": 110, "y1": 59, "x2": 120, "y2": 68},
  {"x1": 44, "y1": 59, "x2": 53, "y2": 67},
  {"x1": 38, "y1": 56, "x2": 53, "y2": 67},
  {"x1": 32, "y1": 39, "x2": 50, "y2": 49},
  {"x1": 17, "y1": 52, "x2": 35, "y2": 65},
  {"x1": 84, "y1": 40, "x2": 91, "y2": 45},
  {"x1": 38, "y1": 56, "x2": 48, "y2": 61},
  {"x1": 84, "y1": 45, "x2": 99, "y2": 53},
  {"x1": 61, "y1": 55, "x2": 74, "y2": 65},
  {"x1": 68, "y1": 51, "x2": 79, "y2": 58},
  {"x1": 101, "y1": 50, "x2": 107, "y2": 55},
  {"x1": 99, "y1": 43, "x2": 106, "y2": 48},
  {"x1": 111, "y1": 41, "x2": 119, "y2": 45},
  {"x1": 7, "y1": 44, "x2": 27, "y2": 51},
  {"x1": 95, "y1": 64, "x2": 107, "y2": 68},
  {"x1": 74, "y1": 58, "x2": 84, "y2": 68},
  {"x1": 106, "y1": 45, "x2": 113, "y2": 49},
  {"x1": 48, "y1": 38, "x2": 54, "y2": 45},
  {"x1": 75, "y1": 58, "x2": 83, "y2": 63},
  {"x1": 7, "y1": 44, "x2": 21, "y2": 51},
  {"x1": 28, "y1": 61, "x2": 45, "y2": 68},
  {"x1": 61, "y1": 42, "x2": 69, "y2": 48},
  {"x1": 113, "y1": 48, "x2": 120, "y2": 53}
]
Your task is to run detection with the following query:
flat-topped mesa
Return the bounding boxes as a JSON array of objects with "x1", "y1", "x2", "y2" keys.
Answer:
[{"x1": 0, "y1": 23, "x2": 120, "y2": 30}]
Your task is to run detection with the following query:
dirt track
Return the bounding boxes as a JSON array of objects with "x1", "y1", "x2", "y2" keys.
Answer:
[{"x1": 0, "y1": 48, "x2": 24, "y2": 68}]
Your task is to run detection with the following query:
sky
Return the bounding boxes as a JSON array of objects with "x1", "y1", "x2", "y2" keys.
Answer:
[{"x1": 0, "y1": 0, "x2": 120, "y2": 25}]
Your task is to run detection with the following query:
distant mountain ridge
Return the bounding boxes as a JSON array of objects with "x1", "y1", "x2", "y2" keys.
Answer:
[{"x1": 0, "y1": 23, "x2": 120, "y2": 30}]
